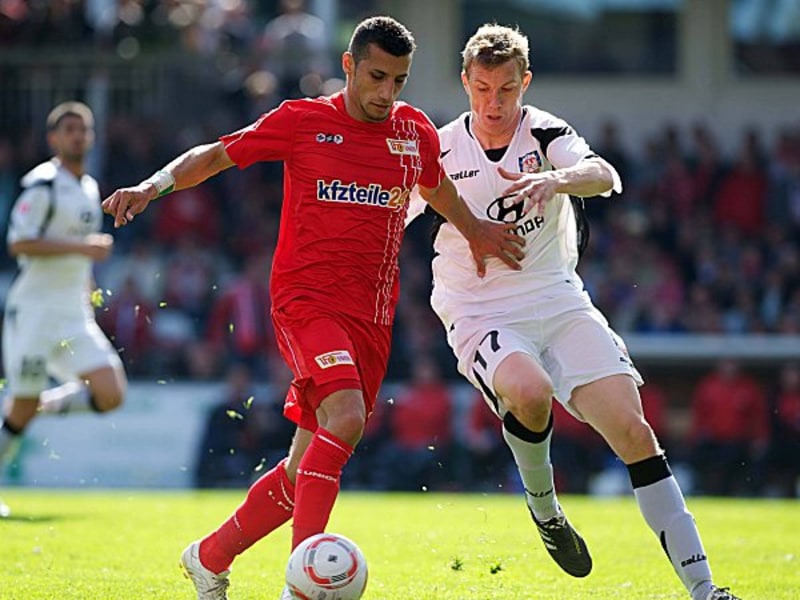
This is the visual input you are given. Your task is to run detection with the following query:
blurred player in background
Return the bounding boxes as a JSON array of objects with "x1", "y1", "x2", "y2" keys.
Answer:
[
  {"x1": 0, "y1": 102, "x2": 127, "y2": 518},
  {"x1": 407, "y1": 24, "x2": 741, "y2": 600},
  {"x1": 102, "y1": 16, "x2": 523, "y2": 600}
]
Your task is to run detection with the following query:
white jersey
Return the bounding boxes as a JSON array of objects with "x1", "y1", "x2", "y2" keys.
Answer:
[
  {"x1": 408, "y1": 106, "x2": 621, "y2": 328},
  {"x1": 407, "y1": 107, "x2": 639, "y2": 415},
  {"x1": 7, "y1": 159, "x2": 103, "y2": 306},
  {"x1": 3, "y1": 159, "x2": 118, "y2": 396}
]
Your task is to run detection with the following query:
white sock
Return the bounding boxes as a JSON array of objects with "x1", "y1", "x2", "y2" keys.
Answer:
[
  {"x1": 39, "y1": 381, "x2": 92, "y2": 414},
  {"x1": 629, "y1": 455, "x2": 713, "y2": 597},
  {"x1": 502, "y1": 412, "x2": 559, "y2": 521}
]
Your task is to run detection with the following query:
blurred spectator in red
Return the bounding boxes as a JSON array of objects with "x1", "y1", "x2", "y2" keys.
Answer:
[
  {"x1": 152, "y1": 186, "x2": 222, "y2": 248},
  {"x1": 550, "y1": 401, "x2": 608, "y2": 494},
  {"x1": 655, "y1": 151, "x2": 695, "y2": 219},
  {"x1": 765, "y1": 363, "x2": 800, "y2": 497},
  {"x1": 713, "y1": 141, "x2": 768, "y2": 237},
  {"x1": 0, "y1": 137, "x2": 18, "y2": 252},
  {"x1": 383, "y1": 358, "x2": 454, "y2": 491},
  {"x1": 462, "y1": 392, "x2": 511, "y2": 491},
  {"x1": 640, "y1": 380, "x2": 668, "y2": 444},
  {"x1": 97, "y1": 275, "x2": 156, "y2": 376},
  {"x1": 689, "y1": 359, "x2": 770, "y2": 495},
  {"x1": 688, "y1": 123, "x2": 726, "y2": 211},
  {"x1": 206, "y1": 251, "x2": 275, "y2": 378}
]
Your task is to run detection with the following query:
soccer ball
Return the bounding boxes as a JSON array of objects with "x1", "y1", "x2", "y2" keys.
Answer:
[{"x1": 285, "y1": 533, "x2": 368, "y2": 599}]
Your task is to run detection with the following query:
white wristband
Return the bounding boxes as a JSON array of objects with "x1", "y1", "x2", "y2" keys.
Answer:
[{"x1": 145, "y1": 170, "x2": 175, "y2": 197}]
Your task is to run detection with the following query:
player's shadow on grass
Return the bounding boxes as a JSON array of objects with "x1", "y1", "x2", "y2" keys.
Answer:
[{"x1": 2, "y1": 513, "x2": 71, "y2": 523}]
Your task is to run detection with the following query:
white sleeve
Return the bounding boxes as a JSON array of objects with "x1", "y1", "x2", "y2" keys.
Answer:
[
  {"x1": 547, "y1": 129, "x2": 622, "y2": 197},
  {"x1": 7, "y1": 186, "x2": 52, "y2": 244}
]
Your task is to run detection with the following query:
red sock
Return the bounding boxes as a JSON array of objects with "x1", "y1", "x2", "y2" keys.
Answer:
[
  {"x1": 199, "y1": 459, "x2": 295, "y2": 574},
  {"x1": 291, "y1": 428, "x2": 353, "y2": 550}
]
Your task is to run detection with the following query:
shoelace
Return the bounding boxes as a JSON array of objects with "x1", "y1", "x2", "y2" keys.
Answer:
[
  {"x1": 538, "y1": 515, "x2": 567, "y2": 530},
  {"x1": 710, "y1": 587, "x2": 739, "y2": 600},
  {"x1": 190, "y1": 568, "x2": 229, "y2": 597}
]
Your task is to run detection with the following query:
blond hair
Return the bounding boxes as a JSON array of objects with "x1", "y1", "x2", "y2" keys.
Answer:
[{"x1": 462, "y1": 24, "x2": 529, "y2": 77}]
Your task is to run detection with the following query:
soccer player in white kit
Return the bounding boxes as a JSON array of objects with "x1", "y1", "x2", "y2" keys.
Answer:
[
  {"x1": 408, "y1": 25, "x2": 740, "y2": 600},
  {"x1": 0, "y1": 102, "x2": 127, "y2": 516}
]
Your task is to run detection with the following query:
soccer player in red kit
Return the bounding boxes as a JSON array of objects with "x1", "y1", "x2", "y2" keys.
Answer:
[{"x1": 102, "y1": 16, "x2": 524, "y2": 600}]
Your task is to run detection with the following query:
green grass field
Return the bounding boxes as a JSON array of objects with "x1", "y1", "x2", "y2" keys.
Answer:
[{"x1": 0, "y1": 490, "x2": 796, "y2": 599}]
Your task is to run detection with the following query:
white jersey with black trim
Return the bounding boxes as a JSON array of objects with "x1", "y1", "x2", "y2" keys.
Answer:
[
  {"x1": 409, "y1": 106, "x2": 621, "y2": 328},
  {"x1": 6, "y1": 159, "x2": 103, "y2": 304}
]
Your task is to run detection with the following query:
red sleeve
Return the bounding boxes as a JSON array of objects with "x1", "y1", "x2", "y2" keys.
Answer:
[
  {"x1": 416, "y1": 111, "x2": 444, "y2": 190},
  {"x1": 220, "y1": 100, "x2": 299, "y2": 169}
]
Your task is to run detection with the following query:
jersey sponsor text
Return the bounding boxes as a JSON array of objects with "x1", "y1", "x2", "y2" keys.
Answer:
[
  {"x1": 449, "y1": 169, "x2": 480, "y2": 181},
  {"x1": 316, "y1": 179, "x2": 408, "y2": 209}
]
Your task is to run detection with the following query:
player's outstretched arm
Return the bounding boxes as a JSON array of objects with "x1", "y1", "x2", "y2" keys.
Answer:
[
  {"x1": 497, "y1": 157, "x2": 619, "y2": 216},
  {"x1": 418, "y1": 176, "x2": 525, "y2": 277},
  {"x1": 102, "y1": 141, "x2": 235, "y2": 228}
]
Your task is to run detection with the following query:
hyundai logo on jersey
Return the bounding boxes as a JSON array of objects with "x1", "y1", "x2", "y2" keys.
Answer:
[{"x1": 487, "y1": 193, "x2": 525, "y2": 223}]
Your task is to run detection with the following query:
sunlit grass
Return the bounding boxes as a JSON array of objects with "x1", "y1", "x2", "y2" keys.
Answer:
[{"x1": 1, "y1": 490, "x2": 796, "y2": 599}]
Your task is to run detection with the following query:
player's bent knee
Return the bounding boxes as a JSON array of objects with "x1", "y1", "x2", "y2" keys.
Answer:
[
  {"x1": 325, "y1": 409, "x2": 365, "y2": 446},
  {"x1": 617, "y1": 419, "x2": 660, "y2": 463},
  {"x1": 501, "y1": 378, "x2": 553, "y2": 411},
  {"x1": 92, "y1": 392, "x2": 124, "y2": 412}
]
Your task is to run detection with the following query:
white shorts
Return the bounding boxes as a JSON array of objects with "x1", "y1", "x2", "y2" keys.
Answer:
[
  {"x1": 446, "y1": 290, "x2": 643, "y2": 421},
  {"x1": 2, "y1": 301, "x2": 121, "y2": 397}
]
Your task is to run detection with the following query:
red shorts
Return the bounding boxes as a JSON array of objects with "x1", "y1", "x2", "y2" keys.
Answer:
[{"x1": 271, "y1": 300, "x2": 392, "y2": 432}]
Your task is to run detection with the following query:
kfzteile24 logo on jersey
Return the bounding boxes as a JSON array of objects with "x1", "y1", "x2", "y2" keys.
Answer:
[{"x1": 316, "y1": 179, "x2": 409, "y2": 210}]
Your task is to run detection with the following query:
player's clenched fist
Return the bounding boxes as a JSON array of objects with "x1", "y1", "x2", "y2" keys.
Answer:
[{"x1": 101, "y1": 183, "x2": 157, "y2": 228}]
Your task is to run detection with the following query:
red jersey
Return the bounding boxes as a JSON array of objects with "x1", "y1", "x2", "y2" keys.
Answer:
[{"x1": 221, "y1": 92, "x2": 443, "y2": 325}]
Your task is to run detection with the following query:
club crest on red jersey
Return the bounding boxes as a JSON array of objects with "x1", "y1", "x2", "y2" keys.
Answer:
[
  {"x1": 386, "y1": 138, "x2": 419, "y2": 156},
  {"x1": 518, "y1": 150, "x2": 543, "y2": 173},
  {"x1": 315, "y1": 350, "x2": 355, "y2": 369}
]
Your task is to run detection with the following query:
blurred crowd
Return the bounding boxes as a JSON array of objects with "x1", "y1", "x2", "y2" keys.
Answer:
[
  {"x1": 1, "y1": 0, "x2": 798, "y2": 497},
  {"x1": 197, "y1": 358, "x2": 799, "y2": 498}
]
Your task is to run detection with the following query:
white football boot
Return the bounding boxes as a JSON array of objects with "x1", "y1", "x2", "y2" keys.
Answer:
[
  {"x1": 180, "y1": 541, "x2": 230, "y2": 600},
  {"x1": 278, "y1": 585, "x2": 293, "y2": 599}
]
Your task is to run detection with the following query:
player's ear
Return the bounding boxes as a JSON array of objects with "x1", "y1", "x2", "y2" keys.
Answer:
[
  {"x1": 522, "y1": 70, "x2": 533, "y2": 92},
  {"x1": 461, "y1": 70, "x2": 469, "y2": 92},
  {"x1": 46, "y1": 129, "x2": 58, "y2": 153},
  {"x1": 342, "y1": 52, "x2": 355, "y2": 78}
]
